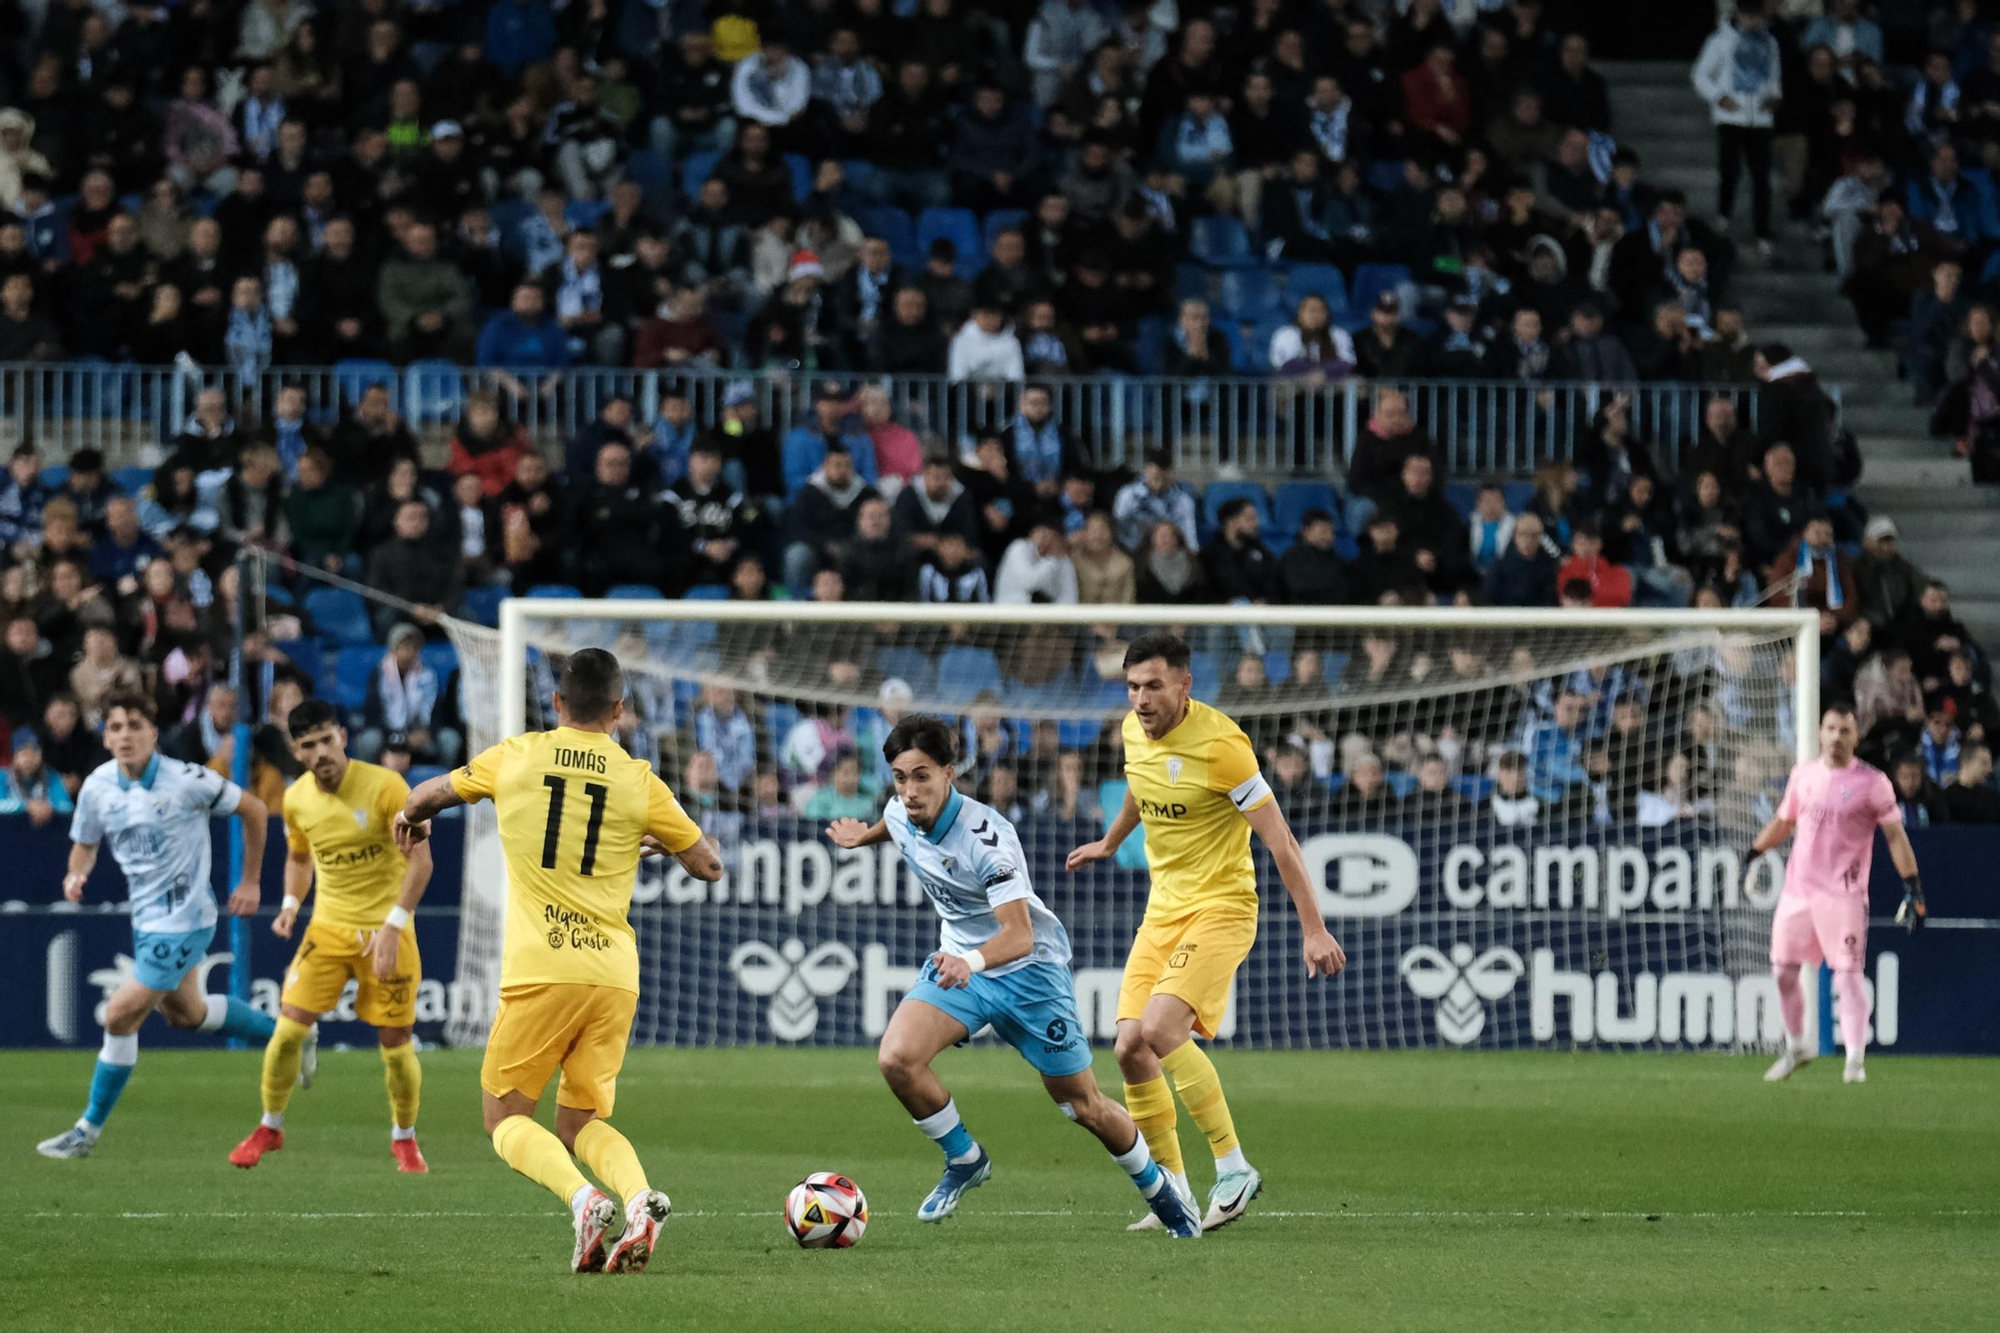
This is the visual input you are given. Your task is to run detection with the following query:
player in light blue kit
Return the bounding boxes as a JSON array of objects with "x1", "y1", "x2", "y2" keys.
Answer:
[
  {"x1": 36, "y1": 691, "x2": 279, "y2": 1160},
  {"x1": 826, "y1": 715, "x2": 1202, "y2": 1237}
]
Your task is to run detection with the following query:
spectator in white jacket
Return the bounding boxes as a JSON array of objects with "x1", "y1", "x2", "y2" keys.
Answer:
[
  {"x1": 1024, "y1": 0, "x2": 1112, "y2": 108},
  {"x1": 947, "y1": 303, "x2": 1026, "y2": 382},
  {"x1": 732, "y1": 38, "x2": 812, "y2": 135},
  {"x1": 994, "y1": 516, "x2": 1080, "y2": 603},
  {"x1": 1692, "y1": 4, "x2": 1783, "y2": 259}
]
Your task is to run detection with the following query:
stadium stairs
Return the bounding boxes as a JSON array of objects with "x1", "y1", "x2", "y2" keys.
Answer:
[{"x1": 1611, "y1": 59, "x2": 2000, "y2": 647}]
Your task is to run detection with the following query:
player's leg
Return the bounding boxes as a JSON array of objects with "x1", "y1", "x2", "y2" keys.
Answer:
[
  {"x1": 233, "y1": 924, "x2": 343, "y2": 1166},
  {"x1": 879, "y1": 973, "x2": 991, "y2": 1222},
  {"x1": 154, "y1": 937, "x2": 277, "y2": 1045},
  {"x1": 549, "y1": 987, "x2": 665, "y2": 1274},
  {"x1": 1766, "y1": 894, "x2": 1821, "y2": 1081},
  {"x1": 481, "y1": 985, "x2": 614, "y2": 1271},
  {"x1": 1042, "y1": 1069, "x2": 1201, "y2": 1238},
  {"x1": 357, "y1": 924, "x2": 426, "y2": 1171},
  {"x1": 1815, "y1": 896, "x2": 1872, "y2": 1084},
  {"x1": 36, "y1": 976, "x2": 166, "y2": 1158},
  {"x1": 1113, "y1": 920, "x2": 1188, "y2": 1206},
  {"x1": 1131, "y1": 909, "x2": 1261, "y2": 1230}
]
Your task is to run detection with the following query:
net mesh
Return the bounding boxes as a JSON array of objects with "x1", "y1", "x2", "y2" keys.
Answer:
[{"x1": 442, "y1": 607, "x2": 1805, "y2": 1052}]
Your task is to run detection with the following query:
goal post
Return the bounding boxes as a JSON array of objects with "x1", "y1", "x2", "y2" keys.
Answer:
[{"x1": 444, "y1": 601, "x2": 1818, "y2": 1052}]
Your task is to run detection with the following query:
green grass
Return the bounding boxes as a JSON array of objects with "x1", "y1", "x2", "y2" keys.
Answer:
[{"x1": 3, "y1": 1047, "x2": 1996, "y2": 1332}]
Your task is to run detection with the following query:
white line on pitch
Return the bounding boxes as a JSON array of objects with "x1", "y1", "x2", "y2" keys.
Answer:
[{"x1": 25, "y1": 1208, "x2": 1993, "y2": 1222}]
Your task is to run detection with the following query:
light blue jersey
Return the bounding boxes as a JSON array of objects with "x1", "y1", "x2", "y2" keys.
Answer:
[
  {"x1": 883, "y1": 788, "x2": 1071, "y2": 974},
  {"x1": 71, "y1": 752, "x2": 244, "y2": 934}
]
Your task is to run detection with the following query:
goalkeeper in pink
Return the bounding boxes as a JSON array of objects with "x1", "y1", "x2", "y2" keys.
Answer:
[{"x1": 1751, "y1": 704, "x2": 1924, "y2": 1085}]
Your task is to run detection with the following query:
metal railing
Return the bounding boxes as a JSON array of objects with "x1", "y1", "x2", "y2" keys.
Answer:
[{"x1": 0, "y1": 362, "x2": 1783, "y2": 479}]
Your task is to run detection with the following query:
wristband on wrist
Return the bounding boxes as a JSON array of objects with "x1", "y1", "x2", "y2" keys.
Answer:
[
  {"x1": 385, "y1": 905, "x2": 412, "y2": 930},
  {"x1": 961, "y1": 949, "x2": 988, "y2": 975},
  {"x1": 281, "y1": 895, "x2": 301, "y2": 912}
]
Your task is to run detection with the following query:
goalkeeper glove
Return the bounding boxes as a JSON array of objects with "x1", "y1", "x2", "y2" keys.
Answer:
[{"x1": 1895, "y1": 876, "x2": 1926, "y2": 933}]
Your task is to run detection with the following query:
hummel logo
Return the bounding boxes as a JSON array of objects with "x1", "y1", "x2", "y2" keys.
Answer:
[{"x1": 972, "y1": 819, "x2": 999, "y2": 848}]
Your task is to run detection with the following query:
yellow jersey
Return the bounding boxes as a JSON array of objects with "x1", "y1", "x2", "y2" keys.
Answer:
[
  {"x1": 451, "y1": 726, "x2": 704, "y2": 992},
  {"x1": 282, "y1": 760, "x2": 410, "y2": 931},
  {"x1": 1122, "y1": 699, "x2": 1273, "y2": 921}
]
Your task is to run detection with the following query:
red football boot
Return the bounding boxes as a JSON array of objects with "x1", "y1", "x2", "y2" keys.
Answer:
[
  {"x1": 229, "y1": 1125, "x2": 284, "y2": 1168},
  {"x1": 391, "y1": 1137, "x2": 429, "y2": 1174}
]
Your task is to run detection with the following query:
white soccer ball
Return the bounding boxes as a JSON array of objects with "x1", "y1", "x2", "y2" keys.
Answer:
[{"x1": 784, "y1": 1172, "x2": 869, "y2": 1249}]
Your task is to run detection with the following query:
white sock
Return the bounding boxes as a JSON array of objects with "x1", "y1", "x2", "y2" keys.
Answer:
[
  {"x1": 261, "y1": 1111, "x2": 284, "y2": 1131},
  {"x1": 1111, "y1": 1132, "x2": 1152, "y2": 1177},
  {"x1": 100, "y1": 1031, "x2": 138, "y2": 1065},
  {"x1": 1790, "y1": 1032, "x2": 1815, "y2": 1057},
  {"x1": 74, "y1": 1118, "x2": 101, "y2": 1139},
  {"x1": 570, "y1": 1184, "x2": 595, "y2": 1218},
  {"x1": 200, "y1": 995, "x2": 228, "y2": 1032},
  {"x1": 1173, "y1": 1171, "x2": 1191, "y2": 1200},
  {"x1": 913, "y1": 1098, "x2": 982, "y2": 1164},
  {"x1": 391, "y1": 1125, "x2": 415, "y2": 1141},
  {"x1": 1215, "y1": 1146, "x2": 1250, "y2": 1175}
]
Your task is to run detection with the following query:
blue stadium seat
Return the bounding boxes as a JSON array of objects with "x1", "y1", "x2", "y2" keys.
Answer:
[
  {"x1": 404, "y1": 360, "x2": 466, "y2": 424},
  {"x1": 1386, "y1": 771, "x2": 1417, "y2": 799},
  {"x1": 1262, "y1": 651, "x2": 1291, "y2": 684},
  {"x1": 1133, "y1": 316, "x2": 1165, "y2": 374},
  {"x1": 1502, "y1": 480, "x2": 1536, "y2": 512},
  {"x1": 487, "y1": 197, "x2": 534, "y2": 240},
  {"x1": 1452, "y1": 775, "x2": 1495, "y2": 804},
  {"x1": 624, "y1": 149, "x2": 674, "y2": 189},
  {"x1": 421, "y1": 642, "x2": 458, "y2": 682},
  {"x1": 1350, "y1": 264, "x2": 1413, "y2": 314},
  {"x1": 1202, "y1": 481, "x2": 1272, "y2": 535},
  {"x1": 935, "y1": 646, "x2": 1003, "y2": 701},
  {"x1": 684, "y1": 584, "x2": 730, "y2": 600},
  {"x1": 875, "y1": 645, "x2": 934, "y2": 695},
  {"x1": 785, "y1": 154, "x2": 812, "y2": 202},
  {"x1": 681, "y1": 150, "x2": 723, "y2": 199},
  {"x1": 407, "y1": 764, "x2": 449, "y2": 789},
  {"x1": 1285, "y1": 263, "x2": 1348, "y2": 312},
  {"x1": 1190, "y1": 216, "x2": 1257, "y2": 268},
  {"x1": 1220, "y1": 321, "x2": 1258, "y2": 374},
  {"x1": 860, "y1": 206, "x2": 917, "y2": 266},
  {"x1": 333, "y1": 359, "x2": 400, "y2": 410},
  {"x1": 839, "y1": 160, "x2": 876, "y2": 194},
  {"x1": 916, "y1": 207, "x2": 982, "y2": 277},
  {"x1": 333, "y1": 645, "x2": 380, "y2": 712},
  {"x1": 270, "y1": 638, "x2": 321, "y2": 695},
  {"x1": 1246, "y1": 320, "x2": 1287, "y2": 372},
  {"x1": 1218, "y1": 271, "x2": 1283, "y2": 322},
  {"x1": 113, "y1": 465, "x2": 153, "y2": 495},
  {"x1": 1444, "y1": 482, "x2": 1479, "y2": 521},
  {"x1": 303, "y1": 588, "x2": 375, "y2": 646},
  {"x1": 1092, "y1": 675, "x2": 1129, "y2": 710},
  {"x1": 564, "y1": 198, "x2": 611, "y2": 230},
  {"x1": 462, "y1": 585, "x2": 507, "y2": 626},
  {"x1": 39, "y1": 465, "x2": 69, "y2": 489},
  {"x1": 524, "y1": 584, "x2": 584, "y2": 599},
  {"x1": 982, "y1": 209, "x2": 1027, "y2": 251},
  {"x1": 1175, "y1": 263, "x2": 1212, "y2": 302},
  {"x1": 1188, "y1": 651, "x2": 1219, "y2": 700},
  {"x1": 606, "y1": 584, "x2": 662, "y2": 600},
  {"x1": 1056, "y1": 718, "x2": 1101, "y2": 748},
  {"x1": 1274, "y1": 480, "x2": 1341, "y2": 536},
  {"x1": 1367, "y1": 159, "x2": 1408, "y2": 193}
]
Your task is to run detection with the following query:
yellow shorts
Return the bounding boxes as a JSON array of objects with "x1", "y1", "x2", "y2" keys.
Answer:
[
  {"x1": 1116, "y1": 906, "x2": 1257, "y2": 1039},
  {"x1": 481, "y1": 982, "x2": 638, "y2": 1116},
  {"x1": 282, "y1": 918, "x2": 421, "y2": 1028}
]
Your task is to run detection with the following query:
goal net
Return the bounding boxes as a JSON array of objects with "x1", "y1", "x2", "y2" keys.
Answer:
[{"x1": 441, "y1": 603, "x2": 1816, "y2": 1053}]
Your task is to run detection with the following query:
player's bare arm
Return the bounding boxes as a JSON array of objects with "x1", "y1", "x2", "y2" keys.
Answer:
[
  {"x1": 1066, "y1": 789, "x2": 1140, "y2": 869},
  {"x1": 826, "y1": 817, "x2": 892, "y2": 849},
  {"x1": 62, "y1": 841, "x2": 97, "y2": 902},
  {"x1": 228, "y1": 792, "x2": 269, "y2": 916},
  {"x1": 932, "y1": 899, "x2": 1033, "y2": 989},
  {"x1": 372, "y1": 836, "x2": 434, "y2": 979},
  {"x1": 1884, "y1": 821, "x2": 1926, "y2": 930},
  {"x1": 1241, "y1": 798, "x2": 1346, "y2": 978},
  {"x1": 395, "y1": 773, "x2": 467, "y2": 848},
  {"x1": 1750, "y1": 815, "x2": 1796, "y2": 854},
  {"x1": 275, "y1": 849, "x2": 314, "y2": 939},
  {"x1": 657, "y1": 830, "x2": 725, "y2": 881}
]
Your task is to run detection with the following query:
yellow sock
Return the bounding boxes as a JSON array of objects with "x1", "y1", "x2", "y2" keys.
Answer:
[
  {"x1": 491, "y1": 1114, "x2": 590, "y2": 1206},
  {"x1": 1123, "y1": 1075, "x2": 1184, "y2": 1179},
  {"x1": 380, "y1": 1042, "x2": 421, "y2": 1131},
  {"x1": 1162, "y1": 1040, "x2": 1240, "y2": 1162},
  {"x1": 260, "y1": 1016, "x2": 312, "y2": 1116},
  {"x1": 572, "y1": 1118, "x2": 649, "y2": 1202}
]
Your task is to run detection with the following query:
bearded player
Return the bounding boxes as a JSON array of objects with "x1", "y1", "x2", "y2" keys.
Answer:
[
  {"x1": 1752, "y1": 704, "x2": 1923, "y2": 1085},
  {"x1": 1067, "y1": 632, "x2": 1346, "y2": 1233},
  {"x1": 827, "y1": 715, "x2": 1204, "y2": 1237},
  {"x1": 229, "y1": 700, "x2": 434, "y2": 1172},
  {"x1": 396, "y1": 648, "x2": 724, "y2": 1274}
]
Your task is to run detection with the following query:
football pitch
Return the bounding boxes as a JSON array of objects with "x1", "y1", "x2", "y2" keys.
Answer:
[{"x1": 4, "y1": 1047, "x2": 1996, "y2": 1332}]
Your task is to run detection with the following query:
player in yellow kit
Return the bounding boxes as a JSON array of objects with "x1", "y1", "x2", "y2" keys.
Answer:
[
  {"x1": 230, "y1": 699, "x2": 434, "y2": 1173},
  {"x1": 395, "y1": 648, "x2": 723, "y2": 1275},
  {"x1": 1068, "y1": 632, "x2": 1346, "y2": 1233}
]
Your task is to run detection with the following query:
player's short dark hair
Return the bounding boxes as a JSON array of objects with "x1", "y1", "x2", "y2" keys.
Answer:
[
  {"x1": 103, "y1": 690, "x2": 156, "y2": 725},
  {"x1": 287, "y1": 698, "x2": 341, "y2": 739},
  {"x1": 558, "y1": 648, "x2": 625, "y2": 725},
  {"x1": 883, "y1": 714, "x2": 957, "y2": 769},
  {"x1": 1124, "y1": 631, "x2": 1191, "y2": 673},
  {"x1": 1821, "y1": 702, "x2": 1857, "y2": 723}
]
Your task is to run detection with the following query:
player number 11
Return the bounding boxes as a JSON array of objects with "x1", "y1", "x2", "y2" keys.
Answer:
[{"x1": 541, "y1": 775, "x2": 609, "y2": 875}]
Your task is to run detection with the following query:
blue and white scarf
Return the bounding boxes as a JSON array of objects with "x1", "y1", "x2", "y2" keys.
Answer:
[
  {"x1": 1730, "y1": 27, "x2": 1776, "y2": 98},
  {"x1": 378, "y1": 658, "x2": 438, "y2": 732},
  {"x1": 225, "y1": 306, "x2": 272, "y2": 382},
  {"x1": 1175, "y1": 112, "x2": 1231, "y2": 167},
  {"x1": 1797, "y1": 542, "x2": 1844, "y2": 609},
  {"x1": 696, "y1": 706, "x2": 758, "y2": 792},
  {"x1": 1309, "y1": 101, "x2": 1351, "y2": 163},
  {"x1": 265, "y1": 258, "x2": 299, "y2": 323}
]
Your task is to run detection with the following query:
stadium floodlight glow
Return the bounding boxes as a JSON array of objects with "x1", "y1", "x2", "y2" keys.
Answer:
[{"x1": 443, "y1": 601, "x2": 1818, "y2": 1053}]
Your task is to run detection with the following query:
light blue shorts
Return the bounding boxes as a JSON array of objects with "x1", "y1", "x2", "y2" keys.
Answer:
[
  {"x1": 902, "y1": 957, "x2": 1093, "y2": 1078},
  {"x1": 132, "y1": 924, "x2": 216, "y2": 991}
]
